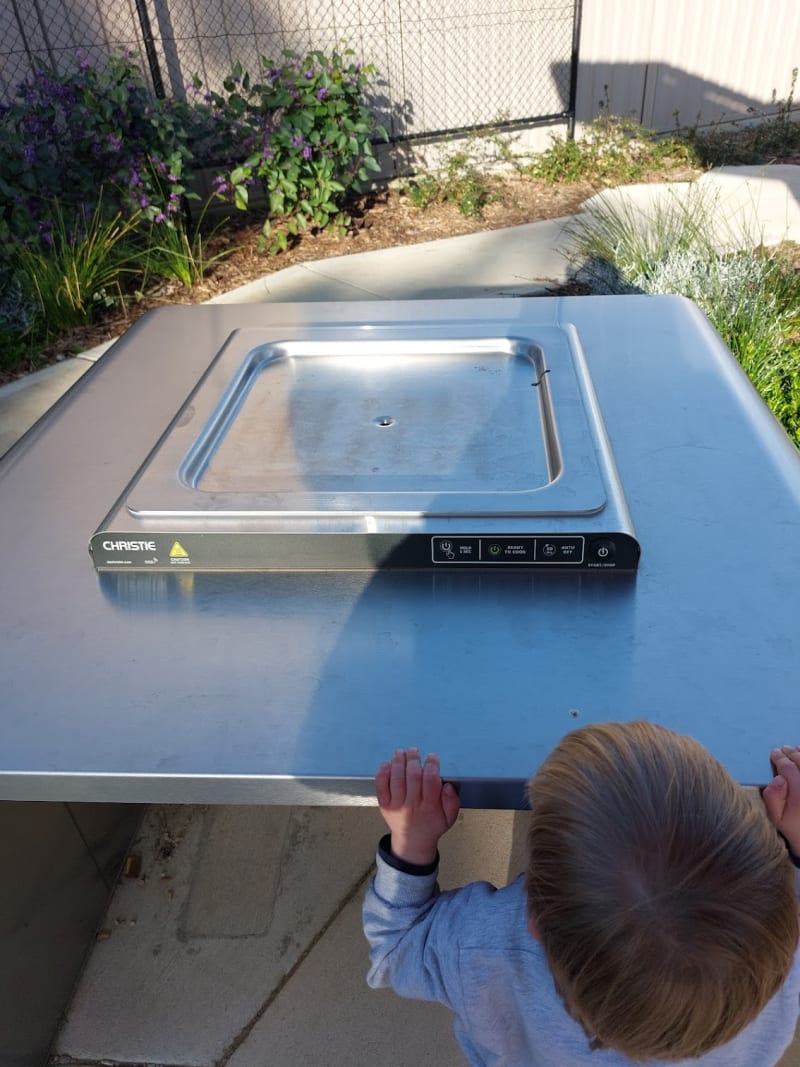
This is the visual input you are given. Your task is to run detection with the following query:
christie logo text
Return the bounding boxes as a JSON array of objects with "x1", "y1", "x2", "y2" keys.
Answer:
[{"x1": 102, "y1": 540, "x2": 156, "y2": 552}]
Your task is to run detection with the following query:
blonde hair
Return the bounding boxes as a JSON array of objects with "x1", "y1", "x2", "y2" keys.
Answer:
[{"x1": 526, "y1": 721, "x2": 798, "y2": 1062}]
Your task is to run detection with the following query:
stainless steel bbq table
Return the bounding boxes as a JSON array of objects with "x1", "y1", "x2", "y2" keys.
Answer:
[{"x1": 1, "y1": 295, "x2": 798, "y2": 806}]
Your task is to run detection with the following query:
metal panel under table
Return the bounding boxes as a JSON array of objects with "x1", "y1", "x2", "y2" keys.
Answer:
[{"x1": 1, "y1": 295, "x2": 798, "y2": 807}]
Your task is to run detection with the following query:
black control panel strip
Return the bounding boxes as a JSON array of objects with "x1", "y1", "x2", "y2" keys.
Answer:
[
  {"x1": 90, "y1": 532, "x2": 639, "y2": 571},
  {"x1": 430, "y1": 535, "x2": 634, "y2": 568},
  {"x1": 432, "y1": 536, "x2": 584, "y2": 564}
]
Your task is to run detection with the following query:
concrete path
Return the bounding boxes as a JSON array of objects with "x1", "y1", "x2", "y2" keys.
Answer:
[
  {"x1": 1, "y1": 165, "x2": 798, "y2": 1065},
  {"x1": 0, "y1": 217, "x2": 571, "y2": 460},
  {"x1": 6, "y1": 163, "x2": 800, "y2": 461},
  {"x1": 52, "y1": 806, "x2": 529, "y2": 1066},
  {"x1": 580, "y1": 164, "x2": 800, "y2": 250}
]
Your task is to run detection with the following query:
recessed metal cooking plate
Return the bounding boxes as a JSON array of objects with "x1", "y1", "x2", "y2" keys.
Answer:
[{"x1": 90, "y1": 323, "x2": 640, "y2": 571}]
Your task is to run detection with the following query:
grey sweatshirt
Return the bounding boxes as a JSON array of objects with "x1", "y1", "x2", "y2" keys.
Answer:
[{"x1": 363, "y1": 845, "x2": 800, "y2": 1067}]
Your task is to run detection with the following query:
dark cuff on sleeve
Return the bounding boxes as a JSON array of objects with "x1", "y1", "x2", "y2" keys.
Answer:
[{"x1": 378, "y1": 833, "x2": 439, "y2": 877}]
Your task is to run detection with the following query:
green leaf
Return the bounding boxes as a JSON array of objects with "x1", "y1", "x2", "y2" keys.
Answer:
[
  {"x1": 270, "y1": 230, "x2": 288, "y2": 253},
  {"x1": 234, "y1": 185, "x2": 249, "y2": 211}
]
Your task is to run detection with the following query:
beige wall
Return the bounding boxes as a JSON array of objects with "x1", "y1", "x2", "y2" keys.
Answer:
[{"x1": 576, "y1": 0, "x2": 800, "y2": 132}]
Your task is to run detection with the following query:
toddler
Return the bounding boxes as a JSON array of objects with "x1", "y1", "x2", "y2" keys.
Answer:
[{"x1": 363, "y1": 722, "x2": 800, "y2": 1065}]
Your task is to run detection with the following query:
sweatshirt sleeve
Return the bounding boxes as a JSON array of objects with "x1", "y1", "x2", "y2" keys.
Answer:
[{"x1": 363, "y1": 837, "x2": 472, "y2": 1012}]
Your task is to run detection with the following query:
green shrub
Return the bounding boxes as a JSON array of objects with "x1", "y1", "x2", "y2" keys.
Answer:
[
  {"x1": 402, "y1": 125, "x2": 516, "y2": 218},
  {"x1": 0, "y1": 52, "x2": 196, "y2": 241},
  {"x1": 197, "y1": 48, "x2": 386, "y2": 251},
  {"x1": 0, "y1": 45, "x2": 385, "y2": 353},
  {"x1": 526, "y1": 103, "x2": 700, "y2": 186}
]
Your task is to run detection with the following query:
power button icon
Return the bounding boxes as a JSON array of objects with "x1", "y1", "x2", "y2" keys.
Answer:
[{"x1": 591, "y1": 539, "x2": 616, "y2": 562}]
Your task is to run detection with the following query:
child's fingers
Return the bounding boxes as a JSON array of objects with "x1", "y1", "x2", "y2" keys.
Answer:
[
  {"x1": 762, "y1": 774, "x2": 788, "y2": 826},
  {"x1": 771, "y1": 745, "x2": 800, "y2": 776},
  {"x1": 422, "y1": 754, "x2": 460, "y2": 827},
  {"x1": 378, "y1": 748, "x2": 449, "y2": 811},
  {"x1": 387, "y1": 749, "x2": 408, "y2": 807},
  {"x1": 779, "y1": 745, "x2": 800, "y2": 768},
  {"x1": 771, "y1": 748, "x2": 800, "y2": 795},
  {"x1": 442, "y1": 781, "x2": 461, "y2": 828},
  {"x1": 421, "y1": 753, "x2": 442, "y2": 804},
  {"x1": 375, "y1": 761, "x2": 392, "y2": 808},
  {"x1": 405, "y1": 747, "x2": 423, "y2": 803}
]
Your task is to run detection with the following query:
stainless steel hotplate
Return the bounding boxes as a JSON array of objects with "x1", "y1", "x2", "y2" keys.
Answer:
[{"x1": 90, "y1": 322, "x2": 640, "y2": 571}]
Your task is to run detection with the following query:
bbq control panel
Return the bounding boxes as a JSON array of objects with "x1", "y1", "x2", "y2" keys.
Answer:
[{"x1": 431, "y1": 535, "x2": 639, "y2": 569}]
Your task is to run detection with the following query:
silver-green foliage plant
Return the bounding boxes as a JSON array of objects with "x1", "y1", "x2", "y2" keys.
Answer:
[
  {"x1": 567, "y1": 186, "x2": 722, "y2": 284},
  {"x1": 0, "y1": 276, "x2": 38, "y2": 371},
  {"x1": 567, "y1": 190, "x2": 800, "y2": 445}
]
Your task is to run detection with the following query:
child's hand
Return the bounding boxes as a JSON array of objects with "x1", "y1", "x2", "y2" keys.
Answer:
[
  {"x1": 375, "y1": 748, "x2": 461, "y2": 867},
  {"x1": 762, "y1": 745, "x2": 800, "y2": 857}
]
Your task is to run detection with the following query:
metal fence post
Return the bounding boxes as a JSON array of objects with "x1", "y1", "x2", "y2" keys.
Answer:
[
  {"x1": 567, "y1": 0, "x2": 583, "y2": 139},
  {"x1": 134, "y1": 0, "x2": 165, "y2": 98}
]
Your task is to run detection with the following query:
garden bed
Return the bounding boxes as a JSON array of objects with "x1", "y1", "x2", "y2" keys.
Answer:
[{"x1": 20, "y1": 169, "x2": 690, "y2": 383}]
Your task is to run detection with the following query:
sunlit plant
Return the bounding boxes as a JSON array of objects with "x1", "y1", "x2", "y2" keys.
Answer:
[{"x1": 196, "y1": 48, "x2": 386, "y2": 251}]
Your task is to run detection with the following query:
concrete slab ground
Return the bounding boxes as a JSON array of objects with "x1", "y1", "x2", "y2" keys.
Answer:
[
  {"x1": 207, "y1": 216, "x2": 574, "y2": 305},
  {"x1": 581, "y1": 164, "x2": 800, "y2": 250},
  {"x1": 0, "y1": 340, "x2": 115, "y2": 460},
  {"x1": 53, "y1": 805, "x2": 528, "y2": 1067},
  {"x1": 0, "y1": 361, "x2": 90, "y2": 459},
  {"x1": 50, "y1": 804, "x2": 800, "y2": 1067},
  {"x1": 0, "y1": 802, "x2": 141, "y2": 1067}
]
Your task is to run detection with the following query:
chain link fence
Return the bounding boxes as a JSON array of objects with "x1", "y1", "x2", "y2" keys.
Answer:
[{"x1": 1, "y1": 0, "x2": 579, "y2": 141}]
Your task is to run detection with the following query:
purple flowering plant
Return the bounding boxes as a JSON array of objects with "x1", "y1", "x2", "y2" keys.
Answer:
[
  {"x1": 0, "y1": 52, "x2": 198, "y2": 245},
  {"x1": 0, "y1": 51, "x2": 234, "y2": 350},
  {"x1": 197, "y1": 47, "x2": 386, "y2": 251},
  {"x1": 1, "y1": 45, "x2": 383, "y2": 256},
  {"x1": 0, "y1": 45, "x2": 385, "y2": 352}
]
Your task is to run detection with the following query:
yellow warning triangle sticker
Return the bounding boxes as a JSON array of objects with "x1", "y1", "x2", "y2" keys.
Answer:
[{"x1": 169, "y1": 541, "x2": 190, "y2": 558}]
